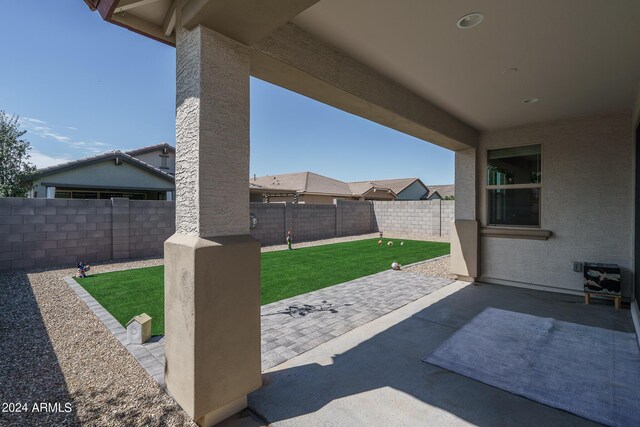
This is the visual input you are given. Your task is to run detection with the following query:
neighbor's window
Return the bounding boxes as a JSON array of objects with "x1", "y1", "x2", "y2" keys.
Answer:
[
  {"x1": 160, "y1": 155, "x2": 168, "y2": 169},
  {"x1": 487, "y1": 144, "x2": 541, "y2": 227}
]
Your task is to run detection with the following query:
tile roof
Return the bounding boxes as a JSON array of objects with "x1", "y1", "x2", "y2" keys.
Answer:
[
  {"x1": 34, "y1": 150, "x2": 175, "y2": 182},
  {"x1": 252, "y1": 172, "x2": 431, "y2": 197},
  {"x1": 426, "y1": 184, "x2": 455, "y2": 199},
  {"x1": 249, "y1": 182, "x2": 297, "y2": 193},
  {"x1": 252, "y1": 172, "x2": 355, "y2": 196},
  {"x1": 125, "y1": 142, "x2": 175, "y2": 156},
  {"x1": 350, "y1": 177, "x2": 423, "y2": 195}
]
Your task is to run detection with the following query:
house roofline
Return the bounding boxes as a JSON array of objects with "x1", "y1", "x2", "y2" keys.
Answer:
[
  {"x1": 360, "y1": 187, "x2": 397, "y2": 198},
  {"x1": 35, "y1": 151, "x2": 175, "y2": 183},
  {"x1": 125, "y1": 143, "x2": 175, "y2": 156}
]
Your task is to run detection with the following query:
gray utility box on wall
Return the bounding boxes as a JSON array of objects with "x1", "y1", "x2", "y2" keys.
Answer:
[{"x1": 583, "y1": 262, "x2": 621, "y2": 296}]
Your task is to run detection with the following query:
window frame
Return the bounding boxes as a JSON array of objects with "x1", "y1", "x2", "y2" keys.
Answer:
[{"x1": 485, "y1": 143, "x2": 543, "y2": 228}]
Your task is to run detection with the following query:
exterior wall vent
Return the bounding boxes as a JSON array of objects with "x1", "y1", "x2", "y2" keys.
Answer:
[{"x1": 115, "y1": 157, "x2": 122, "y2": 165}]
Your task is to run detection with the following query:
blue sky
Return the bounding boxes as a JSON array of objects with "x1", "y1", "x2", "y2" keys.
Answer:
[{"x1": 0, "y1": 1, "x2": 453, "y2": 184}]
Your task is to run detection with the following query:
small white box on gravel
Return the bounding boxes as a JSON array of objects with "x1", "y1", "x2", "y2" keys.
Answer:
[{"x1": 126, "y1": 313, "x2": 152, "y2": 344}]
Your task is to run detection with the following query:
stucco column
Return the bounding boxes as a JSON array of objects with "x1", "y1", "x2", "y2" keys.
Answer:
[
  {"x1": 164, "y1": 25, "x2": 260, "y2": 426},
  {"x1": 451, "y1": 148, "x2": 479, "y2": 280}
]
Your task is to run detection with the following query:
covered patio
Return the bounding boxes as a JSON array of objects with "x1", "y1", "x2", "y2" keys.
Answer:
[
  {"x1": 84, "y1": 0, "x2": 640, "y2": 425},
  {"x1": 250, "y1": 281, "x2": 634, "y2": 426}
]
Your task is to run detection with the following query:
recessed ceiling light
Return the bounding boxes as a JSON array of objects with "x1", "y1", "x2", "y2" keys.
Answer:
[
  {"x1": 457, "y1": 13, "x2": 484, "y2": 29},
  {"x1": 523, "y1": 98, "x2": 540, "y2": 104}
]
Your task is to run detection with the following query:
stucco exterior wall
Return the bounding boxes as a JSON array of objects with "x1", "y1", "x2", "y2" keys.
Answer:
[
  {"x1": 478, "y1": 111, "x2": 633, "y2": 297},
  {"x1": 396, "y1": 181, "x2": 428, "y2": 200},
  {"x1": 299, "y1": 194, "x2": 336, "y2": 204},
  {"x1": 634, "y1": 82, "x2": 640, "y2": 129},
  {"x1": 454, "y1": 148, "x2": 476, "y2": 220},
  {"x1": 33, "y1": 160, "x2": 174, "y2": 196},
  {"x1": 134, "y1": 150, "x2": 176, "y2": 175}
]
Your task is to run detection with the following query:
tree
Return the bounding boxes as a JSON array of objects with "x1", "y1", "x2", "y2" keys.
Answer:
[{"x1": 0, "y1": 111, "x2": 36, "y2": 197}]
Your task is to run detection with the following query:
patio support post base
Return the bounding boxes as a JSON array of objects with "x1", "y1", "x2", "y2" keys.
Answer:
[{"x1": 164, "y1": 234, "x2": 261, "y2": 425}]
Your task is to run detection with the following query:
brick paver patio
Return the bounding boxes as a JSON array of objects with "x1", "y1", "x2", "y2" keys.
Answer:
[
  {"x1": 260, "y1": 269, "x2": 452, "y2": 368},
  {"x1": 67, "y1": 266, "x2": 453, "y2": 384}
]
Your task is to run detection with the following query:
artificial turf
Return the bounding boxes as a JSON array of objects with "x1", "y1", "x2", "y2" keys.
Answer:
[{"x1": 75, "y1": 238, "x2": 449, "y2": 336}]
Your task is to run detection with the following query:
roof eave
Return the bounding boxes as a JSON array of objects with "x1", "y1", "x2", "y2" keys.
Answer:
[
  {"x1": 85, "y1": 0, "x2": 176, "y2": 47},
  {"x1": 35, "y1": 152, "x2": 175, "y2": 183}
]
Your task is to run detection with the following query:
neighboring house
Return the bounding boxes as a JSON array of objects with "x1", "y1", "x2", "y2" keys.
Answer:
[
  {"x1": 249, "y1": 182, "x2": 298, "y2": 203},
  {"x1": 351, "y1": 177, "x2": 430, "y2": 200},
  {"x1": 251, "y1": 172, "x2": 397, "y2": 203},
  {"x1": 125, "y1": 143, "x2": 176, "y2": 175},
  {"x1": 30, "y1": 143, "x2": 176, "y2": 200},
  {"x1": 423, "y1": 184, "x2": 455, "y2": 200},
  {"x1": 251, "y1": 172, "x2": 445, "y2": 203}
]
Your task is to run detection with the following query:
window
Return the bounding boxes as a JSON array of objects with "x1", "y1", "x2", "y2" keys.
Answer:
[
  {"x1": 160, "y1": 155, "x2": 169, "y2": 169},
  {"x1": 55, "y1": 191, "x2": 72, "y2": 199},
  {"x1": 487, "y1": 144, "x2": 541, "y2": 227}
]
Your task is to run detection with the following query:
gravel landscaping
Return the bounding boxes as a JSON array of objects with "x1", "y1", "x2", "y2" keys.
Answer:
[
  {"x1": 0, "y1": 264, "x2": 195, "y2": 427},
  {"x1": 405, "y1": 255, "x2": 457, "y2": 280}
]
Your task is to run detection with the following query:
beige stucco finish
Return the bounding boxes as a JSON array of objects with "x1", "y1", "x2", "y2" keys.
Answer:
[
  {"x1": 251, "y1": 24, "x2": 478, "y2": 151},
  {"x1": 168, "y1": 23, "x2": 261, "y2": 425},
  {"x1": 450, "y1": 219, "x2": 478, "y2": 280},
  {"x1": 634, "y1": 82, "x2": 640, "y2": 128},
  {"x1": 454, "y1": 148, "x2": 477, "y2": 220},
  {"x1": 478, "y1": 111, "x2": 634, "y2": 296},
  {"x1": 176, "y1": 24, "x2": 250, "y2": 237},
  {"x1": 164, "y1": 234, "x2": 261, "y2": 422}
]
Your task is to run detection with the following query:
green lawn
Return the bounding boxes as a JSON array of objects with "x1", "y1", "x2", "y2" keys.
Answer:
[{"x1": 76, "y1": 238, "x2": 449, "y2": 336}]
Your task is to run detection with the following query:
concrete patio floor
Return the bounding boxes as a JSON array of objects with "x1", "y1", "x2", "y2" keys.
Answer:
[{"x1": 248, "y1": 281, "x2": 634, "y2": 426}]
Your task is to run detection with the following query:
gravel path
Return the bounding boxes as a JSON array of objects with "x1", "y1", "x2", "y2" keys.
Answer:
[
  {"x1": 405, "y1": 255, "x2": 457, "y2": 281},
  {"x1": 0, "y1": 265, "x2": 195, "y2": 427}
]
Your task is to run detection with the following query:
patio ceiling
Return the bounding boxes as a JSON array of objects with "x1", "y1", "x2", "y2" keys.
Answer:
[
  {"x1": 293, "y1": 0, "x2": 640, "y2": 130},
  {"x1": 89, "y1": 0, "x2": 640, "y2": 133}
]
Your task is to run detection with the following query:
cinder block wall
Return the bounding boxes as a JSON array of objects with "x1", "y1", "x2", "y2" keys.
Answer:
[
  {"x1": 129, "y1": 200, "x2": 175, "y2": 259},
  {"x1": 249, "y1": 202, "x2": 285, "y2": 245},
  {"x1": 336, "y1": 200, "x2": 373, "y2": 236},
  {"x1": 1, "y1": 198, "x2": 453, "y2": 270},
  {"x1": 440, "y1": 200, "x2": 454, "y2": 236},
  {"x1": 1, "y1": 198, "x2": 113, "y2": 270},
  {"x1": 289, "y1": 203, "x2": 337, "y2": 242},
  {"x1": 372, "y1": 200, "x2": 453, "y2": 240}
]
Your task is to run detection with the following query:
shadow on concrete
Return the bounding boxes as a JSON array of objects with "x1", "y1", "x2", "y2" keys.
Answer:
[
  {"x1": 250, "y1": 283, "x2": 632, "y2": 426},
  {"x1": 0, "y1": 270, "x2": 81, "y2": 426}
]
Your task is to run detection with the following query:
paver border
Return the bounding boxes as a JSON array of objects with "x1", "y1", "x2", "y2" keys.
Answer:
[
  {"x1": 64, "y1": 276, "x2": 165, "y2": 386},
  {"x1": 63, "y1": 252, "x2": 452, "y2": 383}
]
